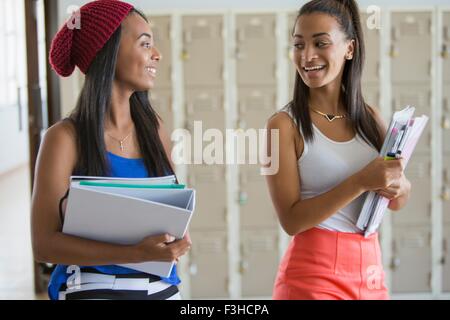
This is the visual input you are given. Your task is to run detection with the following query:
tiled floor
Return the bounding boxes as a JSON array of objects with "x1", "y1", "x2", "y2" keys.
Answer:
[{"x1": 0, "y1": 165, "x2": 46, "y2": 300}]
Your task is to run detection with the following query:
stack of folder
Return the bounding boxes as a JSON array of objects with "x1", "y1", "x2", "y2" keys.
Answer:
[
  {"x1": 62, "y1": 175, "x2": 196, "y2": 277},
  {"x1": 356, "y1": 106, "x2": 428, "y2": 237}
]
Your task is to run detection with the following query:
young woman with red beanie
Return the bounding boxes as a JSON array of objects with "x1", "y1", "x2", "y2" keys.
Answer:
[
  {"x1": 265, "y1": 0, "x2": 411, "y2": 299},
  {"x1": 31, "y1": 0, "x2": 190, "y2": 300}
]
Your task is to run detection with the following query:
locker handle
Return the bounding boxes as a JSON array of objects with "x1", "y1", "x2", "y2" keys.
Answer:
[
  {"x1": 441, "y1": 239, "x2": 447, "y2": 265},
  {"x1": 390, "y1": 256, "x2": 401, "y2": 271},
  {"x1": 442, "y1": 44, "x2": 449, "y2": 59}
]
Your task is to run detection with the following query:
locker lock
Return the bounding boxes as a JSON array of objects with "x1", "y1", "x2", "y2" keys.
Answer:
[
  {"x1": 442, "y1": 44, "x2": 449, "y2": 59},
  {"x1": 181, "y1": 49, "x2": 190, "y2": 61},
  {"x1": 239, "y1": 260, "x2": 249, "y2": 274},
  {"x1": 390, "y1": 257, "x2": 401, "y2": 270},
  {"x1": 389, "y1": 45, "x2": 399, "y2": 58},
  {"x1": 442, "y1": 116, "x2": 450, "y2": 130},
  {"x1": 442, "y1": 187, "x2": 450, "y2": 202},
  {"x1": 238, "y1": 191, "x2": 248, "y2": 206},
  {"x1": 189, "y1": 263, "x2": 198, "y2": 276}
]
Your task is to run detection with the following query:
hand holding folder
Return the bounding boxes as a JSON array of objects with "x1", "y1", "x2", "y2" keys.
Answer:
[
  {"x1": 62, "y1": 175, "x2": 196, "y2": 277},
  {"x1": 356, "y1": 106, "x2": 428, "y2": 237}
]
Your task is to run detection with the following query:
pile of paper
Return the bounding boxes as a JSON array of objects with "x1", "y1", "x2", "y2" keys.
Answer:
[
  {"x1": 63, "y1": 175, "x2": 195, "y2": 277},
  {"x1": 356, "y1": 106, "x2": 428, "y2": 237}
]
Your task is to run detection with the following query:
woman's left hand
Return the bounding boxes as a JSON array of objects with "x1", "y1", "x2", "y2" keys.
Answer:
[{"x1": 375, "y1": 173, "x2": 411, "y2": 200}]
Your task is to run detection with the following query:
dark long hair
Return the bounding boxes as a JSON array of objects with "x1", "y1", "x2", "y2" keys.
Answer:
[
  {"x1": 66, "y1": 9, "x2": 173, "y2": 177},
  {"x1": 289, "y1": 0, "x2": 382, "y2": 151}
]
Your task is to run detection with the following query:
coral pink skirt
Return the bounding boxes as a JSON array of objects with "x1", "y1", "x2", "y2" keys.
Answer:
[{"x1": 273, "y1": 227, "x2": 389, "y2": 300}]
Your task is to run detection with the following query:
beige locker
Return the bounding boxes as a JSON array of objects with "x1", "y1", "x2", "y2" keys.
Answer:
[
  {"x1": 150, "y1": 16, "x2": 172, "y2": 88},
  {"x1": 391, "y1": 12, "x2": 432, "y2": 83},
  {"x1": 392, "y1": 85, "x2": 432, "y2": 153},
  {"x1": 185, "y1": 88, "x2": 225, "y2": 131},
  {"x1": 391, "y1": 226, "x2": 432, "y2": 293},
  {"x1": 444, "y1": 87, "x2": 450, "y2": 154},
  {"x1": 188, "y1": 230, "x2": 229, "y2": 298},
  {"x1": 443, "y1": 12, "x2": 450, "y2": 83},
  {"x1": 361, "y1": 12, "x2": 380, "y2": 83},
  {"x1": 188, "y1": 165, "x2": 227, "y2": 230},
  {"x1": 236, "y1": 14, "x2": 277, "y2": 86},
  {"x1": 443, "y1": 224, "x2": 450, "y2": 292},
  {"x1": 239, "y1": 165, "x2": 278, "y2": 228},
  {"x1": 182, "y1": 16, "x2": 224, "y2": 87},
  {"x1": 237, "y1": 87, "x2": 276, "y2": 130},
  {"x1": 240, "y1": 229, "x2": 279, "y2": 297},
  {"x1": 393, "y1": 154, "x2": 431, "y2": 226},
  {"x1": 362, "y1": 84, "x2": 381, "y2": 110},
  {"x1": 149, "y1": 89, "x2": 173, "y2": 133}
]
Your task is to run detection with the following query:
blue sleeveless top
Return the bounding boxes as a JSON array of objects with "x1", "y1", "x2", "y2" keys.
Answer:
[{"x1": 48, "y1": 152, "x2": 181, "y2": 300}]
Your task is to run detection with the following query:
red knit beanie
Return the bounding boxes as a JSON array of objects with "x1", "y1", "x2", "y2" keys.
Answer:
[{"x1": 49, "y1": 0, "x2": 134, "y2": 77}]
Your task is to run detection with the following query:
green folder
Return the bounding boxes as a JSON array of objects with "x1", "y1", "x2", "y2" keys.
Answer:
[{"x1": 79, "y1": 181, "x2": 185, "y2": 189}]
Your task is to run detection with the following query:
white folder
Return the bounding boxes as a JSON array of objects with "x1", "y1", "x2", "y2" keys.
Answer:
[{"x1": 62, "y1": 176, "x2": 195, "y2": 277}]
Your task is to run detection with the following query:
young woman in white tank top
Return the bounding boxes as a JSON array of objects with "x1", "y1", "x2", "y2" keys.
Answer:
[{"x1": 265, "y1": 0, "x2": 412, "y2": 300}]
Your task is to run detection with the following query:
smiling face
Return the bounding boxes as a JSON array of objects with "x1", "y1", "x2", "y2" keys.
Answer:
[
  {"x1": 292, "y1": 13, "x2": 355, "y2": 89},
  {"x1": 114, "y1": 13, "x2": 161, "y2": 92}
]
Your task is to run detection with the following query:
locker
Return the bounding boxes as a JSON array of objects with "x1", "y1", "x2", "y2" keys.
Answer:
[
  {"x1": 189, "y1": 230, "x2": 229, "y2": 298},
  {"x1": 236, "y1": 14, "x2": 277, "y2": 86},
  {"x1": 361, "y1": 12, "x2": 380, "y2": 83},
  {"x1": 443, "y1": 224, "x2": 450, "y2": 292},
  {"x1": 362, "y1": 84, "x2": 381, "y2": 111},
  {"x1": 443, "y1": 12, "x2": 450, "y2": 83},
  {"x1": 237, "y1": 87, "x2": 276, "y2": 130},
  {"x1": 182, "y1": 15, "x2": 224, "y2": 87},
  {"x1": 392, "y1": 85, "x2": 432, "y2": 153},
  {"x1": 149, "y1": 16, "x2": 172, "y2": 88},
  {"x1": 393, "y1": 154, "x2": 431, "y2": 226},
  {"x1": 239, "y1": 165, "x2": 278, "y2": 228},
  {"x1": 444, "y1": 156, "x2": 450, "y2": 224},
  {"x1": 185, "y1": 88, "x2": 225, "y2": 131},
  {"x1": 391, "y1": 226, "x2": 431, "y2": 293},
  {"x1": 188, "y1": 165, "x2": 227, "y2": 230},
  {"x1": 149, "y1": 89, "x2": 173, "y2": 133},
  {"x1": 391, "y1": 12, "x2": 432, "y2": 83},
  {"x1": 444, "y1": 86, "x2": 450, "y2": 154},
  {"x1": 240, "y1": 229, "x2": 279, "y2": 297}
]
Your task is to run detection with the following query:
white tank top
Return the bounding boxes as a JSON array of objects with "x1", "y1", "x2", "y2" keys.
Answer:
[{"x1": 281, "y1": 105, "x2": 379, "y2": 233}]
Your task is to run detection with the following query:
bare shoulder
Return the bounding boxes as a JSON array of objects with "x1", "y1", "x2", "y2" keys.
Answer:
[
  {"x1": 36, "y1": 120, "x2": 78, "y2": 177},
  {"x1": 267, "y1": 110, "x2": 304, "y2": 159}
]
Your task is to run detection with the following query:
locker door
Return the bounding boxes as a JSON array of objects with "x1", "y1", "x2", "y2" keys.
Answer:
[
  {"x1": 189, "y1": 230, "x2": 229, "y2": 298},
  {"x1": 185, "y1": 89, "x2": 225, "y2": 131},
  {"x1": 392, "y1": 155, "x2": 431, "y2": 226},
  {"x1": 443, "y1": 12, "x2": 450, "y2": 83},
  {"x1": 237, "y1": 87, "x2": 276, "y2": 130},
  {"x1": 182, "y1": 16, "x2": 224, "y2": 87},
  {"x1": 240, "y1": 229, "x2": 279, "y2": 297},
  {"x1": 391, "y1": 12, "x2": 432, "y2": 83},
  {"x1": 236, "y1": 14, "x2": 277, "y2": 86},
  {"x1": 188, "y1": 165, "x2": 227, "y2": 230},
  {"x1": 361, "y1": 12, "x2": 380, "y2": 84},
  {"x1": 391, "y1": 226, "x2": 431, "y2": 293},
  {"x1": 392, "y1": 85, "x2": 432, "y2": 153},
  {"x1": 150, "y1": 16, "x2": 172, "y2": 88},
  {"x1": 444, "y1": 224, "x2": 450, "y2": 292},
  {"x1": 149, "y1": 89, "x2": 173, "y2": 133},
  {"x1": 239, "y1": 165, "x2": 277, "y2": 228}
]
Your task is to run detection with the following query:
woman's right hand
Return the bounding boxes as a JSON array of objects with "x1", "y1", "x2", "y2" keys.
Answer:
[
  {"x1": 134, "y1": 234, "x2": 191, "y2": 263},
  {"x1": 357, "y1": 156, "x2": 404, "y2": 191}
]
